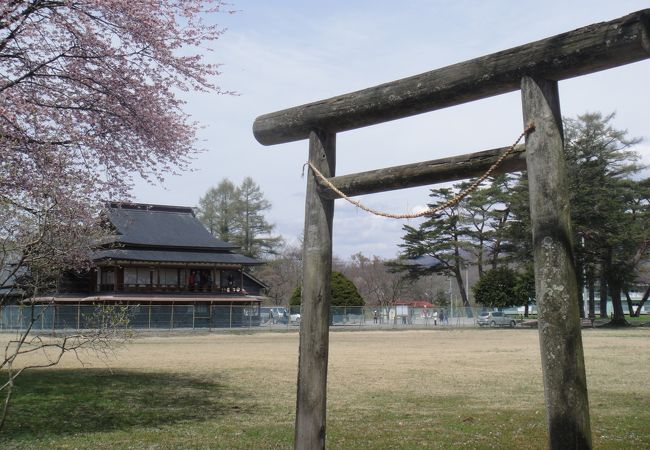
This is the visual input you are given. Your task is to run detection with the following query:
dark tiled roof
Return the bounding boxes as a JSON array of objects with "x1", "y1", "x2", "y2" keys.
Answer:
[
  {"x1": 93, "y1": 248, "x2": 260, "y2": 265},
  {"x1": 106, "y1": 203, "x2": 237, "y2": 250}
]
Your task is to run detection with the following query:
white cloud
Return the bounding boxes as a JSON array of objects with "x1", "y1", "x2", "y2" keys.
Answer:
[{"x1": 130, "y1": 1, "x2": 650, "y2": 259}]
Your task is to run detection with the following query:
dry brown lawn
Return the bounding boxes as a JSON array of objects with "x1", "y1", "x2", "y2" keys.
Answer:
[
  {"x1": 29, "y1": 328, "x2": 648, "y2": 397},
  {"x1": 3, "y1": 327, "x2": 649, "y2": 449}
]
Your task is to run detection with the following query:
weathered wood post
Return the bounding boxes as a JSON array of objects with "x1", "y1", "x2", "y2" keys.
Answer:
[
  {"x1": 251, "y1": 12, "x2": 650, "y2": 449},
  {"x1": 295, "y1": 130, "x2": 335, "y2": 450},
  {"x1": 521, "y1": 76, "x2": 592, "y2": 449}
]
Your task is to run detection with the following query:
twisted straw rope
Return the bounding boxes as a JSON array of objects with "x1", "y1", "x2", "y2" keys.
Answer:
[{"x1": 306, "y1": 123, "x2": 535, "y2": 219}]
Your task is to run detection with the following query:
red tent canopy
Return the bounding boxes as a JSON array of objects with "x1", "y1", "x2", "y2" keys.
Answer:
[{"x1": 395, "y1": 300, "x2": 434, "y2": 308}]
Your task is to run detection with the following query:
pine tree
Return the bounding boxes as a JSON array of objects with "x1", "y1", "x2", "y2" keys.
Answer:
[
  {"x1": 565, "y1": 112, "x2": 644, "y2": 324},
  {"x1": 461, "y1": 174, "x2": 518, "y2": 275},
  {"x1": 197, "y1": 179, "x2": 239, "y2": 243},
  {"x1": 506, "y1": 112, "x2": 646, "y2": 324},
  {"x1": 235, "y1": 177, "x2": 282, "y2": 258},
  {"x1": 197, "y1": 177, "x2": 282, "y2": 258},
  {"x1": 398, "y1": 187, "x2": 473, "y2": 316}
]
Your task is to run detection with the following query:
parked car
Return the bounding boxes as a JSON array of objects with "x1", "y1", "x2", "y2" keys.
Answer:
[
  {"x1": 289, "y1": 310, "x2": 301, "y2": 325},
  {"x1": 477, "y1": 311, "x2": 517, "y2": 328}
]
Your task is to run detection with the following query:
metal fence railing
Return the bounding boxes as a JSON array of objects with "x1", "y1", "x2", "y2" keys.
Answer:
[
  {"x1": 0, "y1": 304, "x2": 538, "y2": 332},
  {"x1": 0, "y1": 304, "x2": 261, "y2": 332}
]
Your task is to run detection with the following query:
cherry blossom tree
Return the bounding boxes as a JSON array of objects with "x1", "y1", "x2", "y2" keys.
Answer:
[
  {"x1": 1, "y1": 0, "x2": 230, "y2": 211},
  {"x1": 0, "y1": 0, "x2": 231, "y2": 428}
]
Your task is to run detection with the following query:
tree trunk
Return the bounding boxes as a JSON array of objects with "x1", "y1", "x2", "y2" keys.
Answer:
[
  {"x1": 295, "y1": 130, "x2": 335, "y2": 450},
  {"x1": 575, "y1": 258, "x2": 585, "y2": 319},
  {"x1": 608, "y1": 281, "x2": 628, "y2": 326},
  {"x1": 491, "y1": 208, "x2": 510, "y2": 270},
  {"x1": 452, "y1": 228, "x2": 473, "y2": 318},
  {"x1": 587, "y1": 274, "x2": 595, "y2": 320},
  {"x1": 599, "y1": 272, "x2": 608, "y2": 319},
  {"x1": 453, "y1": 267, "x2": 472, "y2": 318},
  {"x1": 633, "y1": 285, "x2": 650, "y2": 317},
  {"x1": 521, "y1": 76, "x2": 592, "y2": 449},
  {"x1": 604, "y1": 252, "x2": 627, "y2": 326},
  {"x1": 624, "y1": 291, "x2": 634, "y2": 318}
]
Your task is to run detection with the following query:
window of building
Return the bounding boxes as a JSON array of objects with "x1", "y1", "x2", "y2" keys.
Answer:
[
  {"x1": 124, "y1": 267, "x2": 152, "y2": 286},
  {"x1": 160, "y1": 268, "x2": 178, "y2": 286},
  {"x1": 100, "y1": 269, "x2": 114, "y2": 285},
  {"x1": 124, "y1": 268, "x2": 137, "y2": 285}
]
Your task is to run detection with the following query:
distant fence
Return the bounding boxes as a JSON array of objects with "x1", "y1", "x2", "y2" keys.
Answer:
[
  {"x1": 0, "y1": 304, "x2": 260, "y2": 332},
  {"x1": 0, "y1": 304, "x2": 534, "y2": 332},
  {"x1": 325, "y1": 306, "x2": 516, "y2": 329}
]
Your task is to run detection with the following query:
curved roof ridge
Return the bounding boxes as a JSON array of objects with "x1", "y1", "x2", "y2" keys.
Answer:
[{"x1": 105, "y1": 202, "x2": 239, "y2": 250}]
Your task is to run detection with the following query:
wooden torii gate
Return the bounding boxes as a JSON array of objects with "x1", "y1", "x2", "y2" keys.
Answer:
[{"x1": 253, "y1": 10, "x2": 650, "y2": 450}]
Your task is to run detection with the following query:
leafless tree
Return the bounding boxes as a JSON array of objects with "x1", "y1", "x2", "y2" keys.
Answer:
[
  {"x1": 256, "y1": 242, "x2": 303, "y2": 306},
  {"x1": 341, "y1": 253, "x2": 408, "y2": 316}
]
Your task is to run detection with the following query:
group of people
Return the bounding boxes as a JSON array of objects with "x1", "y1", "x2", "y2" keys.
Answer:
[
  {"x1": 371, "y1": 308, "x2": 450, "y2": 325},
  {"x1": 421, "y1": 309, "x2": 449, "y2": 325},
  {"x1": 186, "y1": 270, "x2": 212, "y2": 291},
  {"x1": 185, "y1": 270, "x2": 241, "y2": 293}
]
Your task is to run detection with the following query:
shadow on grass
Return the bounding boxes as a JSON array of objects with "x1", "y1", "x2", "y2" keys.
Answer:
[{"x1": 0, "y1": 369, "x2": 248, "y2": 441}]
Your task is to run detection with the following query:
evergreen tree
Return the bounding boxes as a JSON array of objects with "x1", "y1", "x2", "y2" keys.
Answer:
[
  {"x1": 235, "y1": 177, "x2": 282, "y2": 258},
  {"x1": 289, "y1": 271, "x2": 364, "y2": 307},
  {"x1": 564, "y1": 112, "x2": 644, "y2": 324},
  {"x1": 502, "y1": 173, "x2": 533, "y2": 265},
  {"x1": 330, "y1": 271, "x2": 365, "y2": 306},
  {"x1": 514, "y1": 264, "x2": 536, "y2": 317},
  {"x1": 197, "y1": 177, "x2": 282, "y2": 258},
  {"x1": 472, "y1": 267, "x2": 523, "y2": 308},
  {"x1": 506, "y1": 112, "x2": 646, "y2": 325},
  {"x1": 461, "y1": 174, "x2": 518, "y2": 275},
  {"x1": 197, "y1": 179, "x2": 239, "y2": 243},
  {"x1": 398, "y1": 187, "x2": 473, "y2": 316}
]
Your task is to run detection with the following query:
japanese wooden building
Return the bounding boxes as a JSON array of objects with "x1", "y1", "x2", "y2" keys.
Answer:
[{"x1": 36, "y1": 202, "x2": 267, "y2": 328}]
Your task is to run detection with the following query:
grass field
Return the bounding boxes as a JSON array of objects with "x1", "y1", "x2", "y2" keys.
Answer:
[{"x1": 1, "y1": 327, "x2": 649, "y2": 449}]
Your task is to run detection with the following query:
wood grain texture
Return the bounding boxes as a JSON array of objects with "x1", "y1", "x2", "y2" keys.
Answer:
[
  {"x1": 318, "y1": 144, "x2": 526, "y2": 199},
  {"x1": 294, "y1": 130, "x2": 335, "y2": 450},
  {"x1": 254, "y1": 9, "x2": 650, "y2": 145},
  {"x1": 521, "y1": 77, "x2": 592, "y2": 450}
]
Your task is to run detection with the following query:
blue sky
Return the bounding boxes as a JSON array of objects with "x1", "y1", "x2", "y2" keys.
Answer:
[{"x1": 132, "y1": 1, "x2": 650, "y2": 259}]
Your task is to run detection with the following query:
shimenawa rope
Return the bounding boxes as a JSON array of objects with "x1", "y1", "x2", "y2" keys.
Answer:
[{"x1": 305, "y1": 124, "x2": 535, "y2": 219}]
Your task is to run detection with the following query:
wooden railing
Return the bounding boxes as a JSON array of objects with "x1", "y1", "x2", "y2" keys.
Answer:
[{"x1": 98, "y1": 284, "x2": 246, "y2": 295}]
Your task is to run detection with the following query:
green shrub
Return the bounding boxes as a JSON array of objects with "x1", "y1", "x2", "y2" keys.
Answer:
[
  {"x1": 289, "y1": 271, "x2": 364, "y2": 306},
  {"x1": 473, "y1": 267, "x2": 530, "y2": 308}
]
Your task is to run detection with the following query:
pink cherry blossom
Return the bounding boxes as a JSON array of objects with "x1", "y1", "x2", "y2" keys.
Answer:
[{"x1": 1, "y1": 0, "x2": 229, "y2": 277}]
